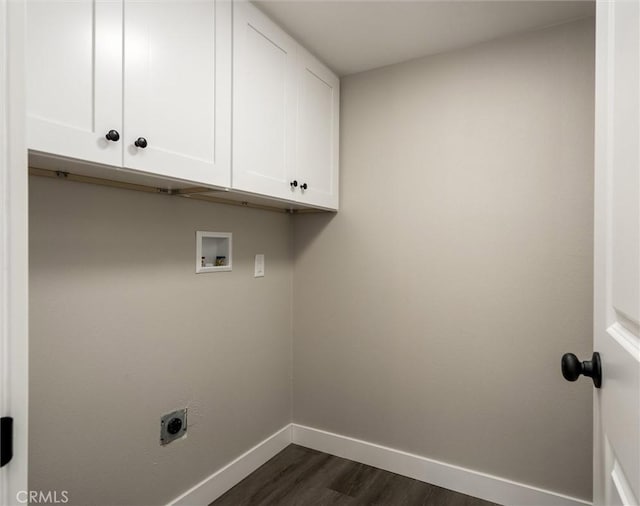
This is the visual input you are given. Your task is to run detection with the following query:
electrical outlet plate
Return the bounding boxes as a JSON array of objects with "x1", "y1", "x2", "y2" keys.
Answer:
[
  {"x1": 160, "y1": 408, "x2": 187, "y2": 446},
  {"x1": 254, "y1": 254, "x2": 265, "y2": 277}
]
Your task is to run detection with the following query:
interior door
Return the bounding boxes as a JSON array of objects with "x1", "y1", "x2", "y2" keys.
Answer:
[
  {"x1": 593, "y1": 0, "x2": 640, "y2": 504},
  {"x1": 295, "y1": 48, "x2": 340, "y2": 210},
  {"x1": 1, "y1": 0, "x2": 28, "y2": 502},
  {"x1": 123, "y1": 0, "x2": 231, "y2": 187},
  {"x1": 232, "y1": 0, "x2": 297, "y2": 201},
  {"x1": 26, "y1": 0, "x2": 123, "y2": 166}
]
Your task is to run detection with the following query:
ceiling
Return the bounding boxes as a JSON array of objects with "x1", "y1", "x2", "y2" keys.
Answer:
[{"x1": 254, "y1": 0, "x2": 595, "y2": 76}]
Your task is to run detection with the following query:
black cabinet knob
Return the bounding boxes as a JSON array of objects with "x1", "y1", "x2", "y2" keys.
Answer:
[
  {"x1": 561, "y1": 352, "x2": 601, "y2": 388},
  {"x1": 134, "y1": 137, "x2": 148, "y2": 148},
  {"x1": 301, "y1": 183, "x2": 308, "y2": 190},
  {"x1": 105, "y1": 130, "x2": 120, "y2": 142},
  {"x1": 290, "y1": 180, "x2": 298, "y2": 188}
]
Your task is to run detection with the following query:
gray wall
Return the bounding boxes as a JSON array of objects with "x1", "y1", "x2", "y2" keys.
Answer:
[
  {"x1": 29, "y1": 176, "x2": 293, "y2": 505},
  {"x1": 293, "y1": 18, "x2": 595, "y2": 500}
]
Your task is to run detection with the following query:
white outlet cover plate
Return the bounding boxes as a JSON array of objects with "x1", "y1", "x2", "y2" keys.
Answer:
[{"x1": 254, "y1": 254, "x2": 265, "y2": 277}]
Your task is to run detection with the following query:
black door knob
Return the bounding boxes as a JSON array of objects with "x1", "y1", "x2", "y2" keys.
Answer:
[
  {"x1": 561, "y1": 352, "x2": 601, "y2": 388},
  {"x1": 134, "y1": 137, "x2": 148, "y2": 148},
  {"x1": 167, "y1": 417, "x2": 182, "y2": 435},
  {"x1": 290, "y1": 180, "x2": 298, "y2": 188},
  {"x1": 105, "y1": 130, "x2": 120, "y2": 142},
  {"x1": 301, "y1": 183, "x2": 308, "y2": 190}
]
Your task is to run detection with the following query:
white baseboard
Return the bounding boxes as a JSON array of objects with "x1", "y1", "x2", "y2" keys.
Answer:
[
  {"x1": 169, "y1": 425, "x2": 292, "y2": 506},
  {"x1": 291, "y1": 424, "x2": 591, "y2": 506},
  {"x1": 168, "y1": 423, "x2": 591, "y2": 506}
]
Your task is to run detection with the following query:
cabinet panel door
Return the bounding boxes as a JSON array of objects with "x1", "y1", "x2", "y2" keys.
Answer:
[
  {"x1": 232, "y1": 1, "x2": 297, "y2": 201},
  {"x1": 123, "y1": 0, "x2": 231, "y2": 187},
  {"x1": 27, "y1": 0, "x2": 123, "y2": 166},
  {"x1": 295, "y1": 49, "x2": 339, "y2": 210}
]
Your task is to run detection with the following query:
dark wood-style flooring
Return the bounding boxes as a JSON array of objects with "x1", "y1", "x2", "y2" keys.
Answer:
[{"x1": 211, "y1": 444, "x2": 501, "y2": 506}]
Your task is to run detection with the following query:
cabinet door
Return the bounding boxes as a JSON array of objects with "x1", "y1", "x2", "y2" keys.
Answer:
[
  {"x1": 123, "y1": 0, "x2": 231, "y2": 187},
  {"x1": 295, "y1": 49, "x2": 340, "y2": 210},
  {"x1": 27, "y1": 0, "x2": 123, "y2": 166},
  {"x1": 232, "y1": 1, "x2": 297, "y2": 201}
]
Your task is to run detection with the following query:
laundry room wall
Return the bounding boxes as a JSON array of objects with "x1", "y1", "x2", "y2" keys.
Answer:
[
  {"x1": 29, "y1": 176, "x2": 293, "y2": 505},
  {"x1": 292, "y1": 17, "x2": 596, "y2": 500}
]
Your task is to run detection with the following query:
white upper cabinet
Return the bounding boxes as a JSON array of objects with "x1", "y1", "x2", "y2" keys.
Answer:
[
  {"x1": 27, "y1": 0, "x2": 123, "y2": 167},
  {"x1": 123, "y1": 0, "x2": 231, "y2": 187},
  {"x1": 27, "y1": 0, "x2": 231, "y2": 188},
  {"x1": 232, "y1": 1, "x2": 340, "y2": 210},
  {"x1": 294, "y1": 48, "x2": 340, "y2": 210},
  {"x1": 232, "y1": 1, "x2": 298, "y2": 201},
  {"x1": 27, "y1": 0, "x2": 338, "y2": 210}
]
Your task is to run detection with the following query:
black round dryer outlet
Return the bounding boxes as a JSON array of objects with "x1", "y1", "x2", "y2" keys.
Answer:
[{"x1": 167, "y1": 417, "x2": 183, "y2": 435}]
